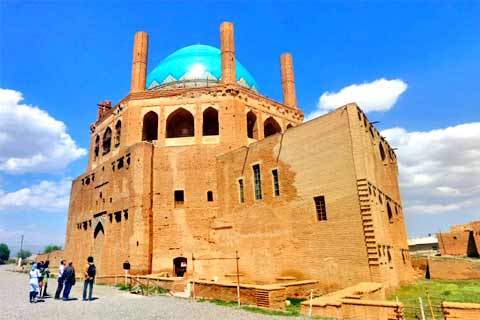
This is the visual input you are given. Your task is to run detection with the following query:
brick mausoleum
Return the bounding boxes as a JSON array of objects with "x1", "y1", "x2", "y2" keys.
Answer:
[
  {"x1": 63, "y1": 22, "x2": 414, "y2": 291},
  {"x1": 438, "y1": 221, "x2": 480, "y2": 257}
]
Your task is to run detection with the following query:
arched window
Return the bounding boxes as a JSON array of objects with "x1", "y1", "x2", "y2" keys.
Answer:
[
  {"x1": 379, "y1": 143, "x2": 386, "y2": 161},
  {"x1": 246, "y1": 111, "x2": 258, "y2": 139},
  {"x1": 202, "y1": 107, "x2": 219, "y2": 136},
  {"x1": 94, "y1": 135, "x2": 100, "y2": 158},
  {"x1": 387, "y1": 202, "x2": 393, "y2": 221},
  {"x1": 286, "y1": 123, "x2": 293, "y2": 130},
  {"x1": 264, "y1": 117, "x2": 281, "y2": 137},
  {"x1": 142, "y1": 111, "x2": 158, "y2": 141},
  {"x1": 94, "y1": 222, "x2": 105, "y2": 239},
  {"x1": 114, "y1": 120, "x2": 121, "y2": 147},
  {"x1": 102, "y1": 127, "x2": 112, "y2": 155},
  {"x1": 166, "y1": 108, "x2": 194, "y2": 138}
]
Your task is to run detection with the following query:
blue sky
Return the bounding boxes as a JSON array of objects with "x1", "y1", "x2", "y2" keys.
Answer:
[{"x1": 1, "y1": 1, "x2": 479, "y2": 254}]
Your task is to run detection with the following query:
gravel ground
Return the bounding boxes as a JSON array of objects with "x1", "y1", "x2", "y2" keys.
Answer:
[{"x1": 0, "y1": 265, "x2": 298, "y2": 320}]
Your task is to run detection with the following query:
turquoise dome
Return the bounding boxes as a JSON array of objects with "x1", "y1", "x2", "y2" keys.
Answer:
[{"x1": 146, "y1": 44, "x2": 258, "y2": 92}]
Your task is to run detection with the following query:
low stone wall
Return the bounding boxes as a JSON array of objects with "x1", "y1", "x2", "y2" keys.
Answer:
[
  {"x1": 300, "y1": 298, "x2": 403, "y2": 320},
  {"x1": 95, "y1": 275, "x2": 186, "y2": 293},
  {"x1": 35, "y1": 250, "x2": 64, "y2": 267},
  {"x1": 300, "y1": 282, "x2": 403, "y2": 319},
  {"x1": 193, "y1": 281, "x2": 286, "y2": 310},
  {"x1": 412, "y1": 256, "x2": 480, "y2": 280},
  {"x1": 281, "y1": 280, "x2": 322, "y2": 299},
  {"x1": 442, "y1": 301, "x2": 480, "y2": 320}
]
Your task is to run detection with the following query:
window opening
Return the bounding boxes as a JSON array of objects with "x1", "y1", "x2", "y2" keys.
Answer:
[
  {"x1": 253, "y1": 164, "x2": 262, "y2": 200},
  {"x1": 202, "y1": 107, "x2": 219, "y2": 136},
  {"x1": 314, "y1": 196, "x2": 327, "y2": 221},
  {"x1": 272, "y1": 169, "x2": 280, "y2": 196},
  {"x1": 238, "y1": 179, "x2": 245, "y2": 203},
  {"x1": 142, "y1": 111, "x2": 159, "y2": 141},
  {"x1": 174, "y1": 190, "x2": 185, "y2": 207},
  {"x1": 102, "y1": 127, "x2": 112, "y2": 155},
  {"x1": 246, "y1": 111, "x2": 257, "y2": 139},
  {"x1": 263, "y1": 117, "x2": 281, "y2": 137},
  {"x1": 166, "y1": 108, "x2": 194, "y2": 138},
  {"x1": 115, "y1": 120, "x2": 121, "y2": 147},
  {"x1": 207, "y1": 191, "x2": 213, "y2": 202}
]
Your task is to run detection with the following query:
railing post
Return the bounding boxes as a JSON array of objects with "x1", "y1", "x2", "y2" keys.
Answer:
[
  {"x1": 236, "y1": 250, "x2": 240, "y2": 306},
  {"x1": 192, "y1": 253, "x2": 196, "y2": 300}
]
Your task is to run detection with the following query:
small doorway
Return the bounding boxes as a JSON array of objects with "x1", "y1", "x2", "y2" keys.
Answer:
[{"x1": 173, "y1": 257, "x2": 187, "y2": 277}]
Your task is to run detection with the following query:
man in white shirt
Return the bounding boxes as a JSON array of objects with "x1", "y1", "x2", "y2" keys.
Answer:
[{"x1": 54, "y1": 260, "x2": 65, "y2": 299}]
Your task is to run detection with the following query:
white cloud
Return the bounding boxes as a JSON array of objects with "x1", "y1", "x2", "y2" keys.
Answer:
[
  {"x1": 0, "y1": 88, "x2": 86, "y2": 174},
  {"x1": 307, "y1": 78, "x2": 407, "y2": 120},
  {"x1": 382, "y1": 123, "x2": 480, "y2": 216},
  {"x1": 0, "y1": 178, "x2": 72, "y2": 212}
]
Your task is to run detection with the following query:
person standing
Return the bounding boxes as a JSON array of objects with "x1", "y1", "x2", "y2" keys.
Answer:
[
  {"x1": 54, "y1": 260, "x2": 65, "y2": 299},
  {"x1": 28, "y1": 263, "x2": 41, "y2": 303},
  {"x1": 41, "y1": 260, "x2": 50, "y2": 297},
  {"x1": 62, "y1": 261, "x2": 75, "y2": 301},
  {"x1": 37, "y1": 261, "x2": 44, "y2": 295},
  {"x1": 83, "y1": 256, "x2": 96, "y2": 301}
]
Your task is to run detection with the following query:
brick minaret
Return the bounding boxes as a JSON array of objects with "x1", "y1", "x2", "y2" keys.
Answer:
[
  {"x1": 130, "y1": 31, "x2": 149, "y2": 93},
  {"x1": 280, "y1": 53, "x2": 297, "y2": 108},
  {"x1": 220, "y1": 22, "x2": 236, "y2": 85}
]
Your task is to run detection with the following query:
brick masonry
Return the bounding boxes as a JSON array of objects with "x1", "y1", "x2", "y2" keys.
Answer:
[{"x1": 63, "y1": 22, "x2": 413, "y2": 294}]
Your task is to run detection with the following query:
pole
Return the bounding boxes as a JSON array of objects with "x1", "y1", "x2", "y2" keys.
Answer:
[
  {"x1": 419, "y1": 297, "x2": 426, "y2": 320},
  {"x1": 235, "y1": 250, "x2": 240, "y2": 306},
  {"x1": 426, "y1": 289, "x2": 436, "y2": 320},
  {"x1": 309, "y1": 289, "x2": 313, "y2": 317},
  {"x1": 19, "y1": 235, "x2": 24, "y2": 255},
  {"x1": 192, "y1": 253, "x2": 196, "y2": 300}
]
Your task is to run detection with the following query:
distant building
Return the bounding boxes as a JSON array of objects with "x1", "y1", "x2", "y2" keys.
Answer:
[
  {"x1": 408, "y1": 235, "x2": 438, "y2": 255},
  {"x1": 63, "y1": 22, "x2": 413, "y2": 291},
  {"x1": 437, "y1": 221, "x2": 480, "y2": 257}
]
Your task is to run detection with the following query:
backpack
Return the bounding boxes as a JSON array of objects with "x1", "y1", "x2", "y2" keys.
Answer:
[{"x1": 87, "y1": 264, "x2": 96, "y2": 278}]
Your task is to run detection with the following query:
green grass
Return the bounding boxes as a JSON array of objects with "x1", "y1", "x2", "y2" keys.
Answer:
[
  {"x1": 115, "y1": 283, "x2": 131, "y2": 291},
  {"x1": 390, "y1": 279, "x2": 480, "y2": 304}
]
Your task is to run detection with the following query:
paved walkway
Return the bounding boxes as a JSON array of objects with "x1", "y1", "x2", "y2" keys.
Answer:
[{"x1": 0, "y1": 265, "x2": 295, "y2": 320}]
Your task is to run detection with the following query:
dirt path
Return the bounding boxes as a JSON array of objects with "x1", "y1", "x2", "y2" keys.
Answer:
[{"x1": 0, "y1": 265, "x2": 296, "y2": 320}]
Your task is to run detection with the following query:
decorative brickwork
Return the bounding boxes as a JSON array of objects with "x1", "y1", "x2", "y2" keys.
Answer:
[{"x1": 63, "y1": 22, "x2": 413, "y2": 293}]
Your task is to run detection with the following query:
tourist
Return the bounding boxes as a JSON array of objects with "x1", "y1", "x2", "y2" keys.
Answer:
[
  {"x1": 29, "y1": 263, "x2": 41, "y2": 303},
  {"x1": 54, "y1": 260, "x2": 65, "y2": 299},
  {"x1": 62, "y1": 261, "x2": 75, "y2": 301},
  {"x1": 37, "y1": 261, "x2": 44, "y2": 295},
  {"x1": 41, "y1": 260, "x2": 50, "y2": 297},
  {"x1": 83, "y1": 256, "x2": 96, "y2": 301}
]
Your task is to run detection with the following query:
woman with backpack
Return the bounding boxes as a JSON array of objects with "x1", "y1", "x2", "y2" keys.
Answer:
[{"x1": 83, "y1": 256, "x2": 96, "y2": 301}]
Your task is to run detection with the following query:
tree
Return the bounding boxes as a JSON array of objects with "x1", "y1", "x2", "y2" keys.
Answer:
[
  {"x1": 18, "y1": 249, "x2": 31, "y2": 260},
  {"x1": 43, "y1": 245, "x2": 62, "y2": 254},
  {"x1": 0, "y1": 243, "x2": 10, "y2": 264}
]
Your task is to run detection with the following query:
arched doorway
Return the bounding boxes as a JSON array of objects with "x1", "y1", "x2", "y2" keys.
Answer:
[
  {"x1": 264, "y1": 117, "x2": 281, "y2": 137},
  {"x1": 173, "y1": 257, "x2": 187, "y2": 277},
  {"x1": 93, "y1": 222, "x2": 105, "y2": 273},
  {"x1": 246, "y1": 111, "x2": 258, "y2": 139},
  {"x1": 142, "y1": 111, "x2": 158, "y2": 141},
  {"x1": 166, "y1": 108, "x2": 195, "y2": 138},
  {"x1": 202, "y1": 107, "x2": 219, "y2": 136},
  {"x1": 102, "y1": 127, "x2": 112, "y2": 154}
]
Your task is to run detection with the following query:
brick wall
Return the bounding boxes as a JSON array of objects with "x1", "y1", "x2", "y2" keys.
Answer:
[
  {"x1": 64, "y1": 82, "x2": 411, "y2": 293},
  {"x1": 438, "y1": 221, "x2": 480, "y2": 257},
  {"x1": 442, "y1": 301, "x2": 480, "y2": 320}
]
